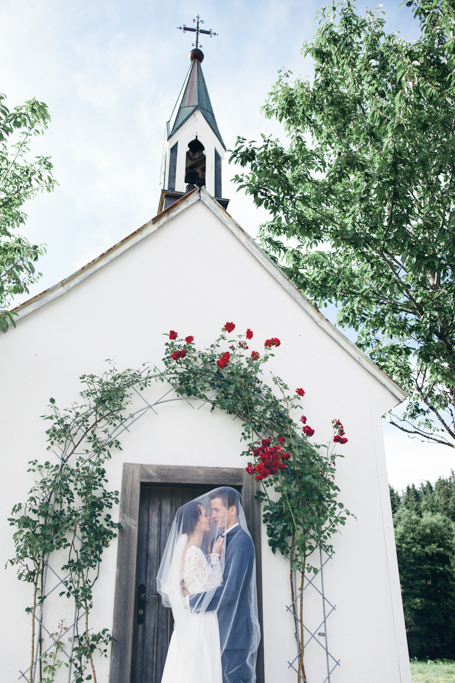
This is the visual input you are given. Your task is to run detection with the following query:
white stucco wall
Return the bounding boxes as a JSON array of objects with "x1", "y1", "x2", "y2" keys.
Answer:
[{"x1": 0, "y1": 195, "x2": 411, "y2": 683}]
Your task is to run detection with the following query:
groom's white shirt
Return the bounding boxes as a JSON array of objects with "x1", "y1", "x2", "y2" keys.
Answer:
[{"x1": 184, "y1": 523, "x2": 239, "y2": 608}]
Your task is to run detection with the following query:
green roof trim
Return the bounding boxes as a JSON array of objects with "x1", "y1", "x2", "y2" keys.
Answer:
[{"x1": 167, "y1": 60, "x2": 226, "y2": 150}]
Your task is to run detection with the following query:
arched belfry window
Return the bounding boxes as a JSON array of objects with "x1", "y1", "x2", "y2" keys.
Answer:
[{"x1": 185, "y1": 138, "x2": 206, "y2": 188}]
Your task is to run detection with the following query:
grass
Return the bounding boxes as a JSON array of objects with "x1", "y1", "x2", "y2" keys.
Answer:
[{"x1": 411, "y1": 660, "x2": 455, "y2": 682}]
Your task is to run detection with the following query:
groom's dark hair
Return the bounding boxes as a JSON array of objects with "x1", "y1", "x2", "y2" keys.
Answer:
[{"x1": 209, "y1": 488, "x2": 241, "y2": 515}]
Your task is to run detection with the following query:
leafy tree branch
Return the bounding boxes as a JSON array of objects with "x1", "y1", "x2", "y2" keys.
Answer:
[
  {"x1": 230, "y1": 0, "x2": 455, "y2": 447},
  {"x1": 0, "y1": 94, "x2": 57, "y2": 333}
]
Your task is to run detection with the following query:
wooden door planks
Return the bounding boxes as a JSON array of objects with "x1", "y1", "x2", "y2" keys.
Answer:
[{"x1": 110, "y1": 465, "x2": 264, "y2": 683}]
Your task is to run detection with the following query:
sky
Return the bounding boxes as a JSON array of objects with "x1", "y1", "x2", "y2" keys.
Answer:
[{"x1": 1, "y1": 0, "x2": 454, "y2": 491}]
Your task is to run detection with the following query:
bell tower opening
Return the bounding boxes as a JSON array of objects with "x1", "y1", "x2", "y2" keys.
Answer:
[{"x1": 185, "y1": 138, "x2": 206, "y2": 190}]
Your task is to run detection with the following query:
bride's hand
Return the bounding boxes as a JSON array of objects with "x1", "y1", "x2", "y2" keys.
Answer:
[{"x1": 213, "y1": 535, "x2": 224, "y2": 555}]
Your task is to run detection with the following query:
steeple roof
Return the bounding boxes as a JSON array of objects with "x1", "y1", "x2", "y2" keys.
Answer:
[{"x1": 167, "y1": 57, "x2": 226, "y2": 150}]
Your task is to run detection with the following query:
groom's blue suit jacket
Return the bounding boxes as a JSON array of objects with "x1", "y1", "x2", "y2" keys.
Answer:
[{"x1": 189, "y1": 526, "x2": 255, "y2": 651}]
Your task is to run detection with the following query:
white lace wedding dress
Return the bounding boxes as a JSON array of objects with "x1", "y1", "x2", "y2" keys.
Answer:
[{"x1": 160, "y1": 545, "x2": 223, "y2": 683}]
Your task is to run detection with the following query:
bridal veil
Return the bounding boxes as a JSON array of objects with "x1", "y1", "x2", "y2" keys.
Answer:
[{"x1": 157, "y1": 486, "x2": 261, "y2": 682}]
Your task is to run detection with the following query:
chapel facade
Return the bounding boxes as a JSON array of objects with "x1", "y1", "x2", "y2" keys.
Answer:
[{"x1": 0, "y1": 32, "x2": 413, "y2": 683}]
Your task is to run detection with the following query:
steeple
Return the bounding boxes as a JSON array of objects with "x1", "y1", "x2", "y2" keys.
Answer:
[
  {"x1": 158, "y1": 20, "x2": 229, "y2": 214},
  {"x1": 167, "y1": 55, "x2": 225, "y2": 150}
]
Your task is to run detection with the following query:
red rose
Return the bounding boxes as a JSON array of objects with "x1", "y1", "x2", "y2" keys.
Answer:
[
  {"x1": 185, "y1": 336, "x2": 194, "y2": 344},
  {"x1": 255, "y1": 464, "x2": 269, "y2": 480},
  {"x1": 281, "y1": 452, "x2": 291, "y2": 461},
  {"x1": 334, "y1": 435, "x2": 348, "y2": 445},
  {"x1": 251, "y1": 351, "x2": 260, "y2": 361},
  {"x1": 264, "y1": 337, "x2": 281, "y2": 348},
  {"x1": 301, "y1": 415, "x2": 307, "y2": 424},
  {"x1": 246, "y1": 329, "x2": 253, "y2": 339},
  {"x1": 332, "y1": 419, "x2": 347, "y2": 440},
  {"x1": 261, "y1": 438, "x2": 272, "y2": 447},
  {"x1": 171, "y1": 349, "x2": 187, "y2": 360},
  {"x1": 277, "y1": 436, "x2": 285, "y2": 445},
  {"x1": 278, "y1": 463, "x2": 287, "y2": 470},
  {"x1": 296, "y1": 388, "x2": 305, "y2": 397},
  {"x1": 246, "y1": 463, "x2": 255, "y2": 475},
  {"x1": 302, "y1": 425, "x2": 315, "y2": 437},
  {"x1": 224, "y1": 322, "x2": 235, "y2": 333},
  {"x1": 216, "y1": 352, "x2": 231, "y2": 369},
  {"x1": 169, "y1": 330, "x2": 178, "y2": 340}
]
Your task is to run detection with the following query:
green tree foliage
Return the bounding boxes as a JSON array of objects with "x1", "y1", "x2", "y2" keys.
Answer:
[
  {"x1": 397, "y1": 472, "x2": 455, "y2": 522},
  {"x1": 391, "y1": 473, "x2": 455, "y2": 658},
  {"x1": 389, "y1": 486, "x2": 401, "y2": 515},
  {"x1": 230, "y1": 0, "x2": 455, "y2": 447},
  {"x1": 0, "y1": 94, "x2": 57, "y2": 333},
  {"x1": 394, "y1": 508, "x2": 455, "y2": 659}
]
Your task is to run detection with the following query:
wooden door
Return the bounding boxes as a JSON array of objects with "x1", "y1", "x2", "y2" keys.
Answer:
[
  {"x1": 130, "y1": 485, "x2": 212, "y2": 683},
  {"x1": 110, "y1": 465, "x2": 263, "y2": 683}
]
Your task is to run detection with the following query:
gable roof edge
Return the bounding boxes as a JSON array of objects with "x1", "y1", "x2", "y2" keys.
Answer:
[
  {"x1": 8, "y1": 187, "x2": 406, "y2": 403},
  {"x1": 199, "y1": 189, "x2": 407, "y2": 403},
  {"x1": 10, "y1": 189, "x2": 200, "y2": 321}
]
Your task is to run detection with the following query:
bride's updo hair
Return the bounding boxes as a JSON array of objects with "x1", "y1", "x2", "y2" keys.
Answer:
[{"x1": 178, "y1": 501, "x2": 202, "y2": 535}]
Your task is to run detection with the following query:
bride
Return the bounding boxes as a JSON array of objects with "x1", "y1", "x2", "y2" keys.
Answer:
[{"x1": 157, "y1": 500, "x2": 224, "y2": 683}]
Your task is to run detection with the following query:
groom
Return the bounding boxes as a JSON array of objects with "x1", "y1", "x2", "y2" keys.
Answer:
[{"x1": 185, "y1": 488, "x2": 258, "y2": 683}]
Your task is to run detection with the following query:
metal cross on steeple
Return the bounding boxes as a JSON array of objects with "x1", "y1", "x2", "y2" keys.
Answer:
[{"x1": 177, "y1": 15, "x2": 218, "y2": 50}]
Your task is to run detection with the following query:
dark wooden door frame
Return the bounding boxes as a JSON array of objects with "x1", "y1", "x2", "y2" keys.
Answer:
[{"x1": 109, "y1": 464, "x2": 264, "y2": 683}]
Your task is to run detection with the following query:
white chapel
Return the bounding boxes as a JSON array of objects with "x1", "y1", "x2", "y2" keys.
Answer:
[{"x1": 0, "y1": 36, "x2": 412, "y2": 683}]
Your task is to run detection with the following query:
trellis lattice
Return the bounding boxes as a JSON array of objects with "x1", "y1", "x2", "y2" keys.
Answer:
[
  {"x1": 286, "y1": 546, "x2": 340, "y2": 683},
  {"x1": 18, "y1": 365, "x2": 196, "y2": 683},
  {"x1": 16, "y1": 364, "x2": 339, "y2": 683}
]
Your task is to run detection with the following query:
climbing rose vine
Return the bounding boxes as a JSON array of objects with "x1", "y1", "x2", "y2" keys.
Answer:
[{"x1": 164, "y1": 323, "x2": 352, "y2": 683}]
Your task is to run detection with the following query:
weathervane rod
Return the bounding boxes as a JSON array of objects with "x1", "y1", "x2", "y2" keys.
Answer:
[{"x1": 177, "y1": 15, "x2": 218, "y2": 50}]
